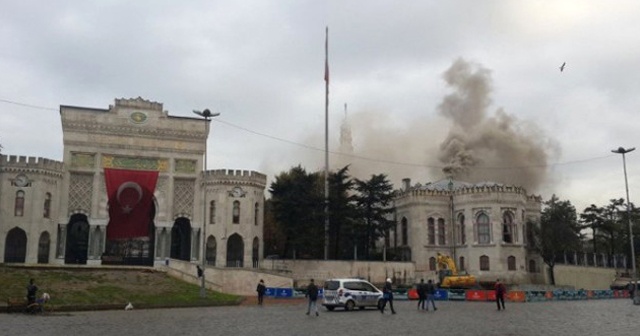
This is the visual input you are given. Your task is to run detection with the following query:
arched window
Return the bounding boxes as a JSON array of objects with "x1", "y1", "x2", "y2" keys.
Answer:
[
  {"x1": 503, "y1": 211, "x2": 515, "y2": 243},
  {"x1": 15, "y1": 191, "x2": 25, "y2": 217},
  {"x1": 429, "y1": 256, "x2": 436, "y2": 271},
  {"x1": 457, "y1": 213, "x2": 466, "y2": 245},
  {"x1": 459, "y1": 256, "x2": 465, "y2": 271},
  {"x1": 476, "y1": 213, "x2": 491, "y2": 244},
  {"x1": 232, "y1": 201, "x2": 240, "y2": 224},
  {"x1": 507, "y1": 255, "x2": 516, "y2": 271},
  {"x1": 401, "y1": 218, "x2": 408, "y2": 246},
  {"x1": 209, "y1": 201, "x2": 216, "y2": 224},
  {"x1": 254, "y1": 202, "x2": 259, "y2": 226},
  {"x1": 437, "y1": 218, "x2": 446, "y2": 245},
  {"x1": 44, "y1": 193, "x2": 52, "y2": 218},
  {"x1": 427, "y1": 218, "x2": 435, "y2": 245},
  {"x1": 529, "y1": 259, "x2": 537, "y2": 273},
  {"x1": 480, "y1": 255, "x2": 490, "y2": 271}
]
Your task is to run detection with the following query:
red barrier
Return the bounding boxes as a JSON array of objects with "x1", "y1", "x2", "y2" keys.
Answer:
[
  {"x1": 612, "y1": 290, "x2": 632, "y2": 298},
  {"x1": 507, "y1": 291, "x2": 526, "y2": 302},
  {"x1": 486, "y1": 290, "x2": 496, "y2": 301},
  {"x1": 465, "y1": 290, "x2": 487, "y2": 301},
  {"x1": 408, "y1": 289, "x2": 419, "y2": 300}
]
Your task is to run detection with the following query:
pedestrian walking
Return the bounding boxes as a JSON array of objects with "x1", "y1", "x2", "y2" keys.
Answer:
[
  {"x1": 416, "y1": 279, "x2": 426, "y2": 310},
  {"x1": 305, "y1": 279, "x2": 319, "y2": 316},
  {"x1": 379, "y1": 278, "x2": 396, "y2": 314},
  {"x1": 26, "y1": 278, "x2": 38, "y2": 305},
  {"x1": 495, "y1": 279, "x2": 506, "y2": 311},
  {"x1": 256, "y1": 279, "x2": 266, "y2": 305},
  {"x1": 425, "y1": 279, "x2": 437, "y2": 311}
]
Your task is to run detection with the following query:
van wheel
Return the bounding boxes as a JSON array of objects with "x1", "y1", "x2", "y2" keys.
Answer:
[
  {"x1": 345, "y1": 300, "x2": 355, "y2": 311},
  {"x1": 326, "y1": 306, "x2": 335, "y2": 311}
]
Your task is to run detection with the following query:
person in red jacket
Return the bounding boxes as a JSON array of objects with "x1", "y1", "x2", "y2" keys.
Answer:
[{"x1": 495, "y1": 279, "x2": 506, "y2": 311}]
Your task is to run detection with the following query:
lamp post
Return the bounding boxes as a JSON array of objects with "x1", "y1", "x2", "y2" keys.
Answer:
[
  {"x1": 611, "y1": 146, "x2": 639, "y2": 305},
  {"x1": 194, "y1": 109, "x2": 220, "y2": 298}
]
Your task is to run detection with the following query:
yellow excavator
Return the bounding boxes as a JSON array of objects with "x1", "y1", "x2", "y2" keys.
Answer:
[{"x1": 436, "y1": 252, "x2": 477, "y2": 289}]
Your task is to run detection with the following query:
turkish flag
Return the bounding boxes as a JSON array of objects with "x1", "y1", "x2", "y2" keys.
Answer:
[{"x1": 104, "y1": 168, "x2": 159, "y2": 239}]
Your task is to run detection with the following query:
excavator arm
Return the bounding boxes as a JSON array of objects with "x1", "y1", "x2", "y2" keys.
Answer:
[{"x1": 436, "y1": 252, "x2": 458, "y2": 275}]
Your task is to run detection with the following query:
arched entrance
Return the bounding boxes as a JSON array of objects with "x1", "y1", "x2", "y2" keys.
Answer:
[
  {"x1": 226, "y1": 233, "x2": 244, "y2": 267},
  {"x1": 103, "y1": 201, "x2": 156, "y2": 266},
  {"x1": 65, "y1": 214, "x2": 90, "y2": 264},
  {"x1": 38, "y1": 232, "x2": 51, "y2": 264},
  {"x1": 170, "y1": 217, "x2": 191, "y2": 261},
  {"x1": 206, "y1": 235, "x2": 216, "y2": 266},
  {"x1": 4, "y1": 227, "x2": 27, "y2": 263}
]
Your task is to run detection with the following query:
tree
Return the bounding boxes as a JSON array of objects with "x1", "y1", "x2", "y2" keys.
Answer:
[
  {"x1": 531, "y1": 195, "x2": 582, "y2": 285},
  {"x1": 269, "y1": 166, "x2": 324, "y2": 258},
  {"x1": 327, "y1": 165, "x2": 358, "y2": 259},
  {"x1": 353, "y1": 174, "x2": 396, "y2": 260}
]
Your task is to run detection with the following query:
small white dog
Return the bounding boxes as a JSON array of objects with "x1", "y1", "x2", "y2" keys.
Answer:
[
  {"x1": 125, "y1": 302, "x2": 133, "y2": 310},
  {"x1": 42, "y1": 293, "x2": 51, "y2": 302}
]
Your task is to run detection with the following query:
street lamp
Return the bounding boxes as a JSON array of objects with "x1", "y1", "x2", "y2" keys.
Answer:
[
  {"x1": 193, "y1": 109, "x2": 220, "y2": 298},
  {"x1": 611, "y1": 146, "x2": 639, "y2": 305}
]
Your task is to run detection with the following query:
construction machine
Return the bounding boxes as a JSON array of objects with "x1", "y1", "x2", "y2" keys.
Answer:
[{"x1": 436, "y1": 252, "x2": 477, "y2": 289}]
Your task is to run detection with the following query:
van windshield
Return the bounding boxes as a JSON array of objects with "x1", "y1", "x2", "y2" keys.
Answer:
[{"x1": 324, "y1": 281, "x2": 340, "y2": 290}]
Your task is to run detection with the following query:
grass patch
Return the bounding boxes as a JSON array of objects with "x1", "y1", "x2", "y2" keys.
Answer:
[{"x1": 0, "y1": 265, "x2": 240, "y2": 310}]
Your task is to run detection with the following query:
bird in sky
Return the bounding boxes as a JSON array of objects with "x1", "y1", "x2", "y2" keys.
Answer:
[{"x1": 560, "y1": 62, "x2": 566, "y2": 72}]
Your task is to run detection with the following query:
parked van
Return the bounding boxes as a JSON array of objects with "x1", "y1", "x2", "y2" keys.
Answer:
[{"x1": 322, "y1": 278, "x2": 383, "y2": 311}]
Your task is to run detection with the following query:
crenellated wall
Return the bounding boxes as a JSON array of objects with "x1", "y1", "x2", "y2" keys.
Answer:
[
  {"x1": 0, "y1": 155, "x2": 64, "y2": 175},
  {"x1": 205, "y1": 169, "x2": 267, "y2": 187}
]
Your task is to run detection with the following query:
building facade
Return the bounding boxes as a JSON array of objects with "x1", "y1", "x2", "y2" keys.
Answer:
[
  {"x1": 0, "y1": 97, "x2": 266, "y2": 268},
  {"x1": 394, "y1": 178, "x2": 543, "y2": 284}
]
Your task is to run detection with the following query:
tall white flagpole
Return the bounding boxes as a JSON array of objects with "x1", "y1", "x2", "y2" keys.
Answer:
[{"x1": 324, "y1": 26, "x2": 330, "y2": 260}]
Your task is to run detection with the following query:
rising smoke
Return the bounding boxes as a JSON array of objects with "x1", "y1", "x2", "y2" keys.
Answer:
[
  {"x1": 263, "y1": 58, "x2": 557, "y2": 193},
  {"x1": 437, "y1": 58, "x2": 558, "y2": 191}
]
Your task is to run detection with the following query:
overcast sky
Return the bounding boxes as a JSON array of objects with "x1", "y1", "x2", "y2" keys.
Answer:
[{"x1": 1, "y1": 0, "x2": 639, "y2": 213}]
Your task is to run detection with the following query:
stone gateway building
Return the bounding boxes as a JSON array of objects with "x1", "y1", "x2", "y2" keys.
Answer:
[
  {"x1": 394, "y1": 178, "x2": 544, "y2": 284},
  {"x1": 0, "y1": 98, "x2": 266, "y2": 268}
]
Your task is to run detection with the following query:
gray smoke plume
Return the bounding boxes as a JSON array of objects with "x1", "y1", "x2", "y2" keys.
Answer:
[
  {"x1": 438, "y1": 58, "x2": 558, "y2": 190},
  {"x1": 261, "y1": 58, "x2": 557, "y2": 193}
]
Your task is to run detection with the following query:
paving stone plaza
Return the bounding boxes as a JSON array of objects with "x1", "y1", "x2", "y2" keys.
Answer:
[{"x1": 3, "y1": 299, "x2": 639, "y2": 336}]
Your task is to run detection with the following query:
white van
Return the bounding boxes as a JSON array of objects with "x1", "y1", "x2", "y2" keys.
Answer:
[{"x1": 322, "y1": 278, "x2": 384, "y2": 311}]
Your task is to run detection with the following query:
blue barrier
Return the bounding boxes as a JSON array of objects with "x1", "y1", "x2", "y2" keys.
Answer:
[
  {"x1": 265, "y1": 287, "x2": 277, "y2": 297},
  {"x1": 434, "y1": 289, "x2": 449, "y2": 301},
  {"x1": 525, "y1": 290, "x2": 549, "y2": 302},
  {"x1": 592, "y1": 290, "x2": 614, "y2": 299},
  {"x1": 551, "y1": 289, "x2": 587, "y2": 300},
  {"x1": 275, "y1": 288, "x2": 293, "y2": 298}
]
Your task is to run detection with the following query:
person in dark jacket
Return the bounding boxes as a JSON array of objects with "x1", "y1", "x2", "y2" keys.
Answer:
[
  {"x1": 379, "y1": 278, "x2": 396, "y2": 314},
  {"x1": 495, "y1": 279, "x2": 506, "y2": 311},
  {"x1": 26, "y1": 278, "x2": 38, "y2": 305},
  {"x1": 256, "y1": 279, "x2": 266, "y2": 305},
  {"x1": 305, "y1": 279, "x2": 319, "y2": 316},
  {"x1": 416, "y1": 279, "x2": 426, "y2": 310},
  {"x1": 425, "y1": 279, "x2": 437, "y2": 311}
]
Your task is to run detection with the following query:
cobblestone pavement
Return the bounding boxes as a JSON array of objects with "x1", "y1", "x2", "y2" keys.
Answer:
[{"x1": 3, "y1": 299, "x2": 640, "y2": 336}]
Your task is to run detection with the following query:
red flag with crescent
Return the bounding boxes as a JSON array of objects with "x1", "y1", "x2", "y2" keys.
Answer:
[{"x1": 104, "y1": 168, "x2": 159, "y2": 239}]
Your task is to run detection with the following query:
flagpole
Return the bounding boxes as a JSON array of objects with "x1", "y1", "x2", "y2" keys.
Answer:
[{"x1": 324, "y1": 26, "x2": 330, "y2": 260}]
